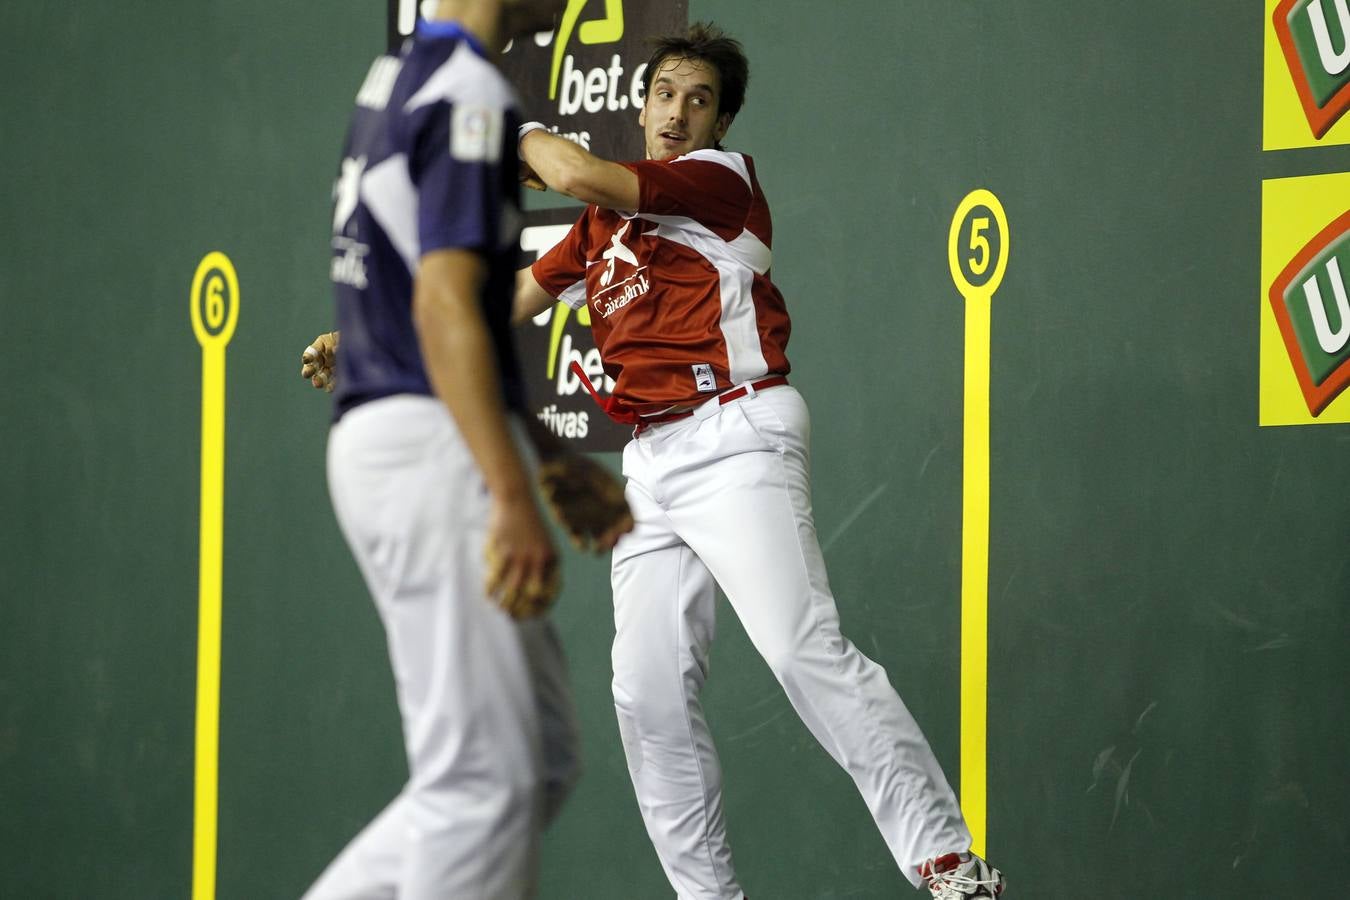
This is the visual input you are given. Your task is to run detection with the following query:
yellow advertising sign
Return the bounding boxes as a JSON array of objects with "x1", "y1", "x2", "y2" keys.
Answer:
[
  {"x1": 1265, "y1": 0, "x2": 1350, "y2": 149},
  {"x1": 1260, "y1": 172, "x2": 1350, "y2": 425}
]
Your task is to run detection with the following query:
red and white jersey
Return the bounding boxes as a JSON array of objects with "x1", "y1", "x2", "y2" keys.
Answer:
[{"x1": 532, "y1": 149, "x2": 792, "y2": 415}]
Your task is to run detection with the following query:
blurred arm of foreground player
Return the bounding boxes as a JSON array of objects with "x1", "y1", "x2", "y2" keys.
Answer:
[{"x1": 414, "y1": 247, "x2": 558, "y2": 619}]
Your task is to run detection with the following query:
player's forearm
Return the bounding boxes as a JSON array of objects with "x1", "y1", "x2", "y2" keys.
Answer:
[
  {"x1": 413, "y1": 272, "x2": 533, "y2": 502},
  {"x1": 513, "y1": 267, "x2": 555, "y2": 324},
  {"x1": 519, "y1": 129, "x2": 639, "y2": 211}
]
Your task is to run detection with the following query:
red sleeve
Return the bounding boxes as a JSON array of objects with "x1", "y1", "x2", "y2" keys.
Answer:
[
  {"x1": 625, "y1": 151, "x2": 752, "y2": 240},
  {"x1": 531, "y1": 207, "x2": 592, "y2": 308}
]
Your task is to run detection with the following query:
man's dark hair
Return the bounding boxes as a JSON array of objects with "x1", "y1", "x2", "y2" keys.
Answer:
[{"x1": 643, "y1": 22, "x2": 749, "y2": 123}]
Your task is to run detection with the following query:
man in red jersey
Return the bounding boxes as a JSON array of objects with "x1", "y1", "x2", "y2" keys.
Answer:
[{"x1": 514, "y1": 23, "x2": 1007, "y2": 900}]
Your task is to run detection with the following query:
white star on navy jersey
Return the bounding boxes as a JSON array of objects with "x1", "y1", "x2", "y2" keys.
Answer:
[{"x1": 332, "y1": 155, "x2": 367, "y2": 234}]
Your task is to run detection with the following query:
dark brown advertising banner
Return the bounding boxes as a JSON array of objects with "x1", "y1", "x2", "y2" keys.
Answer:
[
  {"x1": 387, "y1": 0, "x2": 689, "y2": 450},
  {"x1": 499, "y1": 0, "x2": 689, "y2": 160},
  {"x1": 388, "y1": 1, "x2": 685, "y2": 161},
  {"x1": 389, "y1": 0, "x2": 688, "y2": 161}
]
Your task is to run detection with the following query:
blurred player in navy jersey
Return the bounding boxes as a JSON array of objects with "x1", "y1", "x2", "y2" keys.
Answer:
[{"x1": 299, "y1": 2, "x2": 630, "y2": 898}]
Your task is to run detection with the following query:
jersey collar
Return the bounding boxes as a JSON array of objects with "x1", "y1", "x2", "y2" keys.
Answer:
[{"x1": 415, "y1": 18, "x2": 488, "y2": 58}]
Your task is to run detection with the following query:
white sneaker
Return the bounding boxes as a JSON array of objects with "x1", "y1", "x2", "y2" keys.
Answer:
[{"x1": 918, "y1": 852, "x2": 1006, "y2": 898}]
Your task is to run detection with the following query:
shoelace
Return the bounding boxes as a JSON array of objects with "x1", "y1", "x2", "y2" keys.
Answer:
[{"x1": 922, "y1": 856, "x2": 1001, "y2": 898}]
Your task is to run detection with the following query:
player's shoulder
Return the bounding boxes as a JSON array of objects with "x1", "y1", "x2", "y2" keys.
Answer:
[
  {"x1": 401, "y1": 38, "x2": 517, "y2": 114},
  {"x1": 672, "y1": 148, "x2": 752, "y2": 170},
  {"x1": 669, "y1": 148, "x2": 754, "y2": 191}
]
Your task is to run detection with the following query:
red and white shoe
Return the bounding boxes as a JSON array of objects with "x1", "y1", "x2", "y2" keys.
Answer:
[{"x1": 919, "y1": 852, "x2": 1006, "y2": 898}]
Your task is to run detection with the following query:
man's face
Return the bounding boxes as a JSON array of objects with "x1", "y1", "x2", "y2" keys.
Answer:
[{"x1": 638, "y1": 56, "x2": 731, "y2": 161}]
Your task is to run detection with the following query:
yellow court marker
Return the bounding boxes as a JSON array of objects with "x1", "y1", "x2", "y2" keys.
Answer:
[
  {"x1": 947, "y1": 190, "x2": 1009, "y2": 857},
  {"x1": 189, "y1": 252, "x2": 239, "y2": 900}
]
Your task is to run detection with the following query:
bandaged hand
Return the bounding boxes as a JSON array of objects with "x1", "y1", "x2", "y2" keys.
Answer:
[{"x1": 300, "y1": 331, "x2": 340, "y2": 393}]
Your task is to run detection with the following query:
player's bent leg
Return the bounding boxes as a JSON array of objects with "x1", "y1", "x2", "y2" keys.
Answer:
[
  {"x1": 609, "y1": 457, "x2": 745, "y2": 900},
  {"x1": 317, "y1": 398, "x2": 545, "y2": 900},
  {"x1": 668, "y1": 387, "x2": 972, "y2": 889}
]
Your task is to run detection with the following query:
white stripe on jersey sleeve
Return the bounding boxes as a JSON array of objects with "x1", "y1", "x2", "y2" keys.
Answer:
[
  {"x1": 558, "y1": 278, "x2": 588, "y2": 311},
  {"x1": 404, "y1": 42, "x2": 518, "y2": 113},
  {"x1": 671, "y1": 149, "x2": 753, "y2": 192},
  {"x1": 362, "y1": 154, "x2": 419, "y2": 274},
  {"x1": 356, "y1": 55, "x2": 402, "y2": 110}
]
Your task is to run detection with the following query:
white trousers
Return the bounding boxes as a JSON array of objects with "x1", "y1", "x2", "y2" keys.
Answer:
[
  {"x1": 610, "y1": 385, "x2": 971, "y2": 898},
  {"x1": 305, "y1": 396, "x2": 581, "y2": 900}
]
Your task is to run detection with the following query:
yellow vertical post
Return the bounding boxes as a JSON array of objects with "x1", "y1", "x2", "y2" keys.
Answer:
[
  {"x1": 959, "y1": 292, "x2": 991, "y2": 855},
  {"x1": 189, "y1": 253, "x2": 239, "y2": 900},
  {"x1": 948, "y1": 192, "x2": 1009, "y2": 857}
]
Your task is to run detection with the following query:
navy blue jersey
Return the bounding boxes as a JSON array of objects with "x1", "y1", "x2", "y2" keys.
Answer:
[{"x1": 330, "y1": 20, "x2": 525, "y2": 419}]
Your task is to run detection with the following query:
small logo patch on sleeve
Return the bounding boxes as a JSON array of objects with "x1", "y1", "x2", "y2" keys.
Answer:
[
  {"x1": 692, "y1": 363, "x2": 717, "y2": 392},
  {"x1": 451, "y1": 104, "x2": 503, "y2": 163}
]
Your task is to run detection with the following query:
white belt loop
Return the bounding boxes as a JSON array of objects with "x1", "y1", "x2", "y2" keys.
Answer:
[{"x1": 742, "y1": 380, "x2": 757, "y2": 400}]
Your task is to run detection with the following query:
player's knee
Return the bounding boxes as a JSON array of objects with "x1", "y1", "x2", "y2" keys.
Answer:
[
  {"x1": 612, "y1": 674, "x2": 657, "y2": 720},
  {"x1": 612, "y1": 674, "x2": 688, "y2": 739},
  {"x1": 612, "y1": 662, "x2": 684, "y2": 717}
]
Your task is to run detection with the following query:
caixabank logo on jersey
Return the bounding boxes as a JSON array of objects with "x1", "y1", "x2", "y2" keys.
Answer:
[
  {"x1": 388, "y1": 0, "x2": 688, "y2": 450},
  {"x1": 1266, "y1": 0, "x2": 1350, "y2": 148},
  {"x1": 1260, "y1": 173, "x2": 1350, "y2": 426}
]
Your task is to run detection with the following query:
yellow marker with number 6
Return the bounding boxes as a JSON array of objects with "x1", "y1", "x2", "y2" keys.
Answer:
[
  {"x1": 947, "y1": 190, "x2": 1008, "y2": 858},
  {"x1": 190, "y1": 251, "x2": 238, "y2": 900}
]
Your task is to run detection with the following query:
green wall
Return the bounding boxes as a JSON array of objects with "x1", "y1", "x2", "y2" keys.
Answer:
[{"x1": 2, "y1": 2, "x2": 1346, "y2": 898}]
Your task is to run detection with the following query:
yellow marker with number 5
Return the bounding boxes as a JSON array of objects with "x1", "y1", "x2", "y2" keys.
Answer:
[{"x1": 947, "y1": 190, "x2": 1008, "y2": 858}]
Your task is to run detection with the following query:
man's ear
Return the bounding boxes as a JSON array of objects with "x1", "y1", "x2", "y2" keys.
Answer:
[
  {"x1": 714, "y1": 113, "x2": 732, "y2": 143},
  {"x1": 638, "y1": 103, "x2": 647, "y2": 129}
]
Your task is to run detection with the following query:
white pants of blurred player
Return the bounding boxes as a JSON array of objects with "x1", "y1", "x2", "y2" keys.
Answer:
[
  {"x1": 610, "y1": 385, "x2": 971, "y2": 899},
  {"x1": 304, "y1": 396, "x2": 580, "y2": 900}
]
